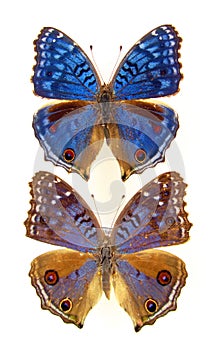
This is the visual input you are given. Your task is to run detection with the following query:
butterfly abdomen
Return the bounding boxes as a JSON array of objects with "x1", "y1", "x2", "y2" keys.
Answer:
[{"x1": 98, "y1": 246, "x2": 115, "y2": 299}]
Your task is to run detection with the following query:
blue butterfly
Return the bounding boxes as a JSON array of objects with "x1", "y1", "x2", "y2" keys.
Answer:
[
  {"x1": 25, "y1": 171, "x2": 191, "y2": 331},
  {"x1": 32, "y1": 25, "x2": 182, "y2": 180}
]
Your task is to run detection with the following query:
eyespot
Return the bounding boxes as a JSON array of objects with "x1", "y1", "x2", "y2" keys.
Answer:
[
  {"x1": 63, "y1": 148, "x2": 75, "y2": 163},
  {"x1": 39, "y1": 216, "x2": 47, "y2": 224},
  {"x1": 165, "y1": 217, "x2": 175, "y2": 226},
  {"x1": 59, "y1": 298, "x2": 73, "y2": 313},
  {"x1": 160, "y1": 68, "x2": 167, "y2": 76},
  {"x1": 135, "y1": 149, "x2": 147, "y2": 163},
  {"x1": 157, "y1": 270, "x2": 172, "y2": 286},
  {"x1": 46, "y1": 70, "x2": 53, "y2": 77},
  {"x1": 44, "y1": 270, "x2": 59, "y2": 285},
  {"x1": 145, "y1": 298, "x2": 158, "y2": 314},
  {"x1": 31, "y1": 226, "x2": 37, "y2": 235},
  {"x1": 150, "y1": 121, "x2": 162, "y2": 134}
]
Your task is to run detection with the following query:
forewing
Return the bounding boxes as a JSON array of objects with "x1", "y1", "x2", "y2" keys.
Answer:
[
  {"x1": 25, "y1": 171, "x2": 103, "y2": 252},
  {"x1": 112, "y1": 25, "x2": 182, "y2": 100},
  {"x1": 112, "y1": 172, "x2": 191, "y2": 252},
  {"x1": 32, "y1": 27, "x2": 100, "y2": 100}
]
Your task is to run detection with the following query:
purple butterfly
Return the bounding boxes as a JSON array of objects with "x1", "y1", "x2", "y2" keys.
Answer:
[{"x1": 25, "y1": 171, "x2": 191, "y2": 331}]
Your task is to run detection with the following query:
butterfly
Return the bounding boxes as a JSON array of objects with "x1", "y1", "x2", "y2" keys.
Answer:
[
  {"x1": 25, "y1": 171, "x2": 191, "y2": 331},
  {"x1": 32, "y1": 25, "x2": 181, "y2": 180}
]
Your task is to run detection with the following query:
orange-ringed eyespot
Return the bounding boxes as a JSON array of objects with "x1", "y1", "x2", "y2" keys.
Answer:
[
  {"x1": 157, "y1": 270, "x2": 172, "y2": 286},
  {"x1": 135, "y1": 149, "x2": 146, "y2": 163},
  {"x1": 145, "y1": 298, "x2": 158, "y2": 314},
  {"x1": 60, "y1": 298, "x2": 73, "y2": 313},
  {"x1": 44, "y1": 270, "x2": 59, "y2": 285},
  {"x1": 63, "y1": 148, "x2": 75, "y2": 163}
]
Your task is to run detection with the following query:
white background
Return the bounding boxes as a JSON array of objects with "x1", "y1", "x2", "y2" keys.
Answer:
[{"x1": 1, "y1": 0, "x2": 218, "y2": 349}]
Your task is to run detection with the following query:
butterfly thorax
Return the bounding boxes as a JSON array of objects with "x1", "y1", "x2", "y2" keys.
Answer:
[
  {"x1": 98, "y1": 246, "x2": 115, "y2": 299},
  {"x1": 97, "y1": 85, "x2": 114, "y2": 103}
]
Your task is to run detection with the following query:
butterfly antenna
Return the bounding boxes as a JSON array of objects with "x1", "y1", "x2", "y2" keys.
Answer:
[
  {"x1": 91, "y1": 194, "x2": 103, "y2": 226},
  {"x1": 110, "y1": 194, "x2": 125, "y2": 228},
  {"x1": 90, "y1": 45, "x2": 105, "y2": 85},
  {"x1": 107, "y1": 45, "x2": 123, "y2": 84}
]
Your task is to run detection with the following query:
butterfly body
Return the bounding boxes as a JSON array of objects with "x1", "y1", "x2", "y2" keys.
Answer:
[
  {"x1": 25, "y1": 171, "x2": 191, "y2": 331},
  {"x1": 32, "y1": 25, "x2": 181, "y2": 180}
]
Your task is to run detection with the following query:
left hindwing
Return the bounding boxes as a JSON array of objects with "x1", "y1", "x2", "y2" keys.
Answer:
[
  {"x1": 29, "y1": 249, "x2": 102, "y2": 328},
  {"x1": 33, "y1": 101, "x2": 105, "y2": 180}
]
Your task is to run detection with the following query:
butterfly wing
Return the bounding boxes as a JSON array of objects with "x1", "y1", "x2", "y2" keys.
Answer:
[
  {"x1": 33, "y1": 101, "x2": 105, "y2": 180},
  {"x1": 112, "y1": 172, "x2": 191, "y2": 252},
  {"x1": 113, "y1": 249, "x2": 187, "y2": 331},
  {"x1": 25, "y1": 171, "x2": 104, "y2": 252},
  {"x1": 111, "y1": 25, "x2": 182, "y2": 100},
  {"x1": 106, "y1": 101, "x2": 178, "y2": 180},
  {"x1": 33, "y1": 27, "x2": 100, "y2": 100},
  {"x1": 30, "y1": 249, "x2": 101, "y2": 328}
]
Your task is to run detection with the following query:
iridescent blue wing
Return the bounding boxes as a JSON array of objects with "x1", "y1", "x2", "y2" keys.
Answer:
[
  {"x1": 29, "y1": 249, "x2": 102, "y2": 328},
  {"x1": 113, "y1": 249, "x2": 187, "y2": 331},
  {"x1": 112, "y1": 172, "x2": 191, "y2": 253},
  {"x1": 25, "y1": 171, "x2": 104, "y2": 252},
  {"x1": 33, "y1": 27, "x2": 100, "y2": 100},
  {"x1": 33, "y1": 101, "x2": 178, "y2": 181},
  {"x1": 111, "y1": 25, "x2": 182, "y2": 100},
  {"x1": 107, "y1": 101, "x2": 178, "y2": 180},
  {"x1": 33, "y1": 102, "x2": 105, "y2": 180}
]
